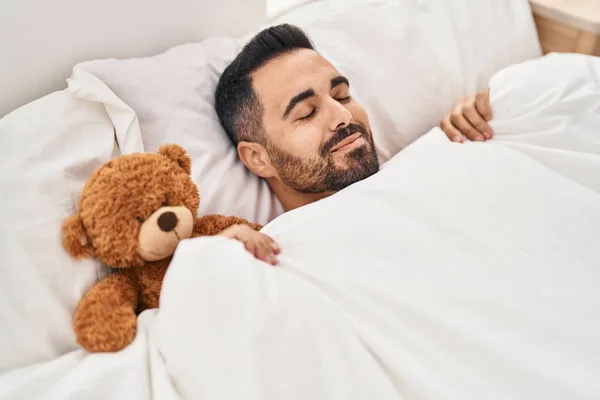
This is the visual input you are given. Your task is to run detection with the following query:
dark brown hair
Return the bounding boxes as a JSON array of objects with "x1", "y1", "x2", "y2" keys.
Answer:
[{"x1": 215, "y1": 24, "x2": 314, "y2": 145}]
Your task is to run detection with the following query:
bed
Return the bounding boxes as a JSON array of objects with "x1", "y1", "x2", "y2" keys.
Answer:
[{"x1": 1, "y1": 0, "x2": 599, "y2": 399}]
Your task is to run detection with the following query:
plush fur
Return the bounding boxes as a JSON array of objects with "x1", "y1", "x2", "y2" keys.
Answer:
[{"x1": 62, "y1": 144, "x2": 261, "y2": 352}]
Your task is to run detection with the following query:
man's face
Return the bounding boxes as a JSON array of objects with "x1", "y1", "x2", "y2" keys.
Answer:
[{"x1": 250, "y1": 49, "x2": 379, "y2": 194}]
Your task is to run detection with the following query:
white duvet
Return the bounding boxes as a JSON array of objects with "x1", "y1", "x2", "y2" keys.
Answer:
[{"x1": 2, "y1": 54, "x2": 599, "y2": 399}]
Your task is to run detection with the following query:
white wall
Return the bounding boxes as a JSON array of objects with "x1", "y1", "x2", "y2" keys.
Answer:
[
  {"x1": 267, "y1": 0, "x2": 312, "y2": 18},
  {"x1": 0, "y1": 0, "x2": 266, "y2": 116}
]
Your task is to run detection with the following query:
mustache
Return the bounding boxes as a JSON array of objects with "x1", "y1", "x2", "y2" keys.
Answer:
[{"x1": 320, "y1": 123, "x2": 367, "y2": 156}]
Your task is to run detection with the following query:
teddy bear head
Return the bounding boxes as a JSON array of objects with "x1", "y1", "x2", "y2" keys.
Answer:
[{"x1": 62, "y1": 144, "x2": 200, "y2": 268}]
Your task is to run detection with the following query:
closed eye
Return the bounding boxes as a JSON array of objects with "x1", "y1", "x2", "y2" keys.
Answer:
[
  {"x1": 335, "y1": 96, "x2": 351, "y2": 103},
  {"x1": 298, "y1": 108, "x2": 316, "y2": 121}
]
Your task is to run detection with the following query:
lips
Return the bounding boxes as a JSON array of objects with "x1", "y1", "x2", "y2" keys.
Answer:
[{"x1": 331, "y1": 133, "x2": 362, "y2": 152}]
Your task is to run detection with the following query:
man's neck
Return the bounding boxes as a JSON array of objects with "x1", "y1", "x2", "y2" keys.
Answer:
[{"x1": 268, "y1": 179, "x2": 334, "y2": 212}]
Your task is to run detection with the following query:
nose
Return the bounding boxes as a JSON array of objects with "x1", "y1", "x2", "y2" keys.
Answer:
[
  {"x1": 328, "y1": 99, "x2": 352, "y2": 132},
  {"x1": 157, "y1": 211, "x2": 178, "y2": 232}
]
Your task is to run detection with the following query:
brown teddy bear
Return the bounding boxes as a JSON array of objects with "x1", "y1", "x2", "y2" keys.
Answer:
[{"x1": 61, "y1": 144, "x2": 265, "y2": 352}]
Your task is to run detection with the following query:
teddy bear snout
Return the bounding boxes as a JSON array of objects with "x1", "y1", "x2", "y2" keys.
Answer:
[
  {"x1": 157, "y1": 211, "x2": 178, "y2": 232},
  {"x1": 138, "y1": 206, "x2": 194, "y2": 261}
]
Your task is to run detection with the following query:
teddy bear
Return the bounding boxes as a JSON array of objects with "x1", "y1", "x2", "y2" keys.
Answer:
[{"x1": 61, "y1": 143, "x2": 263, "y2": 352}]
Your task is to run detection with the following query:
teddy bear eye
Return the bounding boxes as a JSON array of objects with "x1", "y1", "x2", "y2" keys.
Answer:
[{"x1": 135, "y1": 217, "x2": 144, "y2": 224}]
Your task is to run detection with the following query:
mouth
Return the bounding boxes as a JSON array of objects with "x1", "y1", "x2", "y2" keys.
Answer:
[{"x1": 331, "y1": 133, "x2": 364, "y2": 153}]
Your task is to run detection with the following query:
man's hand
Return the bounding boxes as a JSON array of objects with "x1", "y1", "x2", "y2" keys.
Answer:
[
  {"x1": 218, "y1": 224, "x2": 281, "y2": 266},
  {"x1": 440, "y1": 88, "x2": 493, "y2": 143}
]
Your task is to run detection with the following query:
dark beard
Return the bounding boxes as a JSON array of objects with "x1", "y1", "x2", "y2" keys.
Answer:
[{"x1": 266, "y1": 123, "x2": 380, "y2": 194}]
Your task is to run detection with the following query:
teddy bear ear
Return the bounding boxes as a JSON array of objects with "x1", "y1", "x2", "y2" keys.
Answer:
[
  {"x1": 158, "y1": 143, "x2": 192, "y2": 175},
  {"x1": 61, "y1": 214, "x2": 95, "y2": 259}
]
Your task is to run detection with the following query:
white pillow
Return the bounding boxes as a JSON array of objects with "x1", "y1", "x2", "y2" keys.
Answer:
[
  {"x1": 0, "y1": 70, "x2": 142, "y2": 372},
  {"x1": 73, "y1": 38, "x2": 283, "y2": 226},
  {"x1": 0, "y1": 101, "x2": 90, "y2": 369}
]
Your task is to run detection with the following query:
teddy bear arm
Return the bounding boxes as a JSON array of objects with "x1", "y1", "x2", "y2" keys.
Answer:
[
  {"x1": 193, "y1": 214, "x2": 262, "y2": 237},
  {"x1": 73, "y1": 272, "x2": 140, "y2": 352}
]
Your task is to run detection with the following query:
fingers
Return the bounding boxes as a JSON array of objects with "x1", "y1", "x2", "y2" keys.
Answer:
[
  {"x1": 450, "y1": 103, "x2": 485, "y2": 142},
  {"x1": 441, "y1": 88, "x2": 493, "y2": 142},
  {"x1": 475, "y1": 88, "x2": 492, "y2": 121},
  {"x1": 241, "y1": 232, "x2": 279, "y2": 266},
  {"x1": 440, "y1": 114, "x2": 464, "y2": 143},
  {"x1": 263, "y1": 234, "x2": 281, "y2": 255},
  {"x1": 219, "y1": 225, "x2": 281, "y2": 266},
  {"x1": 255, "y1": 235, "x2": 279, "y2": 266},
  {"x1": 463, "y1": 99, "x2": 492, "y2": 140},
  {"x1": 244, "y1": 238, "x2": 276, "y2": 265},
  {"x1": 244, "y1": 241, "x2": 258, "y2": 258}
]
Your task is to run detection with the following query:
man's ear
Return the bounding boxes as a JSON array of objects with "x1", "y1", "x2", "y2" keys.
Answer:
[
  {"x1": 158, "y1": 143, "x2": 192, "y2": 175},
  {"x1": 61, "y1": 215, "x2": 95, "y2": 259},
  {"x1": 237, "y1": 141, "x2": 276, "y2": 179}
]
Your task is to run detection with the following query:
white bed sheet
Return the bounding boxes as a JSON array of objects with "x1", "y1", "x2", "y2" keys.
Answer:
[
  {"x1": 155, "y1": 53, "x2": 600, "y2": 399},
  {"x1": 0, "y1": 312, "x2": 179, "y2": 400},
  {"x1": 156, "y1": 129, "x2": 600, "y2": 399},
  {"x1": 2, "y1": 54, "x2": 599, "y2": 399}
]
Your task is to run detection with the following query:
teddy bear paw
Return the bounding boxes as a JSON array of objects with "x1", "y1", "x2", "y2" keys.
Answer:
[{"x1": 74, "y1": 305, "x2": 138, "y2": 352}]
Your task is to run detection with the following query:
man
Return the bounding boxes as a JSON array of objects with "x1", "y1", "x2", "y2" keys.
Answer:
[{"x1": 216, "y1": 24, "x2": 493, "y2": 263}]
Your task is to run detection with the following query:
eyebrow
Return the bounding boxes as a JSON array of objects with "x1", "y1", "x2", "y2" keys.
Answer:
[
  {"x1": 281, "y1": 76, "x2": 350, "y2": 120},
  {"x1": 331, "y1": 75, "x2": 350, "y2": 90},
  {"x1": 283, "y1": 89, "x2": 315, "y2": 119}
]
